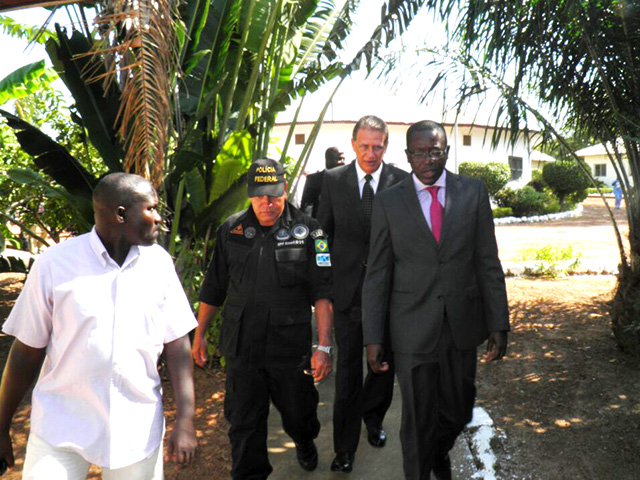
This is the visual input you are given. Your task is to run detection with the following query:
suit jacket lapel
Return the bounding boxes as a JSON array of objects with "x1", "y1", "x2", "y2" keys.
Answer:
[
  {"x1": 378, "y1": 163, "x2": 396, "y2": 192},
  {"x1": 342, "y1": 162, "x2": 366, "y2": 229},
  {"x1": 441, "y1": 171, "x2": 459, "y2": 245},
  {"x1": 398, "y1": 176, "x2": 437, "y2": 246}
]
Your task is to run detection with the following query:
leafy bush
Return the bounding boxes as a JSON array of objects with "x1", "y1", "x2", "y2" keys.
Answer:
[
  {"x1": 588, "y1": 187, "x2": 612, "y2": 194},
  {"x1": 494, "y1": 187, "x2": 558, "y2": 217},
  {"x1": 527, "y1": 169, "x2": 546, "y2": 192},
  {"x1": 542, "y1": 160, "x2": 590, "y2": 207},
  {"x1": 515, "y1": 245, "x2": 581, "y2": 278},
  {"x1": 459, "y1": 161, "x2": 511, "y2": 197},
  {"x1": 492, "y1": 207, "x2": 513, "y2": 218}
]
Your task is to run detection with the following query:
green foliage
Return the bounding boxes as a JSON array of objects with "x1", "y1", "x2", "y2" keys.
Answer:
[
  {"x1": 542, "y1": 161, "x2": 590, "y2": 207},
  {"x1": 0, "y1": 86, "x2": 104, "y2": 246},
  {"x1": 458, "y1": 161, "x2": 510, "y2": 197},
  {"x1": 0, "y1": 61, "x2": 57, "y2": 106},
  {"x1": 0, "y1": 15, "x2": 54, "y2": 44},
  {"x1": 515, "y1": 245, "x2": 581, "y2": 278},
  {"x1": 588, "y1": 187, "x2": 612, "y2": 194},
  {"x1": 492, "y1": 207, "x2": 512, "y2": 218},
  {"x1": 494, "y1": 187, "x2": 559, "y2": 217},
  {"x1": 526, "y1": 169, "x2": 546, "y2": 192}
]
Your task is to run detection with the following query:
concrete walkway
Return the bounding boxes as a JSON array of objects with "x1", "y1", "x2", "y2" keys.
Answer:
[{"x1": 266, "y1": 366, "x2": 478, "y2": 479}]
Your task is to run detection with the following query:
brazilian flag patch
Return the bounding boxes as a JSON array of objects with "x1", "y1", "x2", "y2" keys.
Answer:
[{"x1": 315, "y1": 239, "x2": 329, "y2": 253}]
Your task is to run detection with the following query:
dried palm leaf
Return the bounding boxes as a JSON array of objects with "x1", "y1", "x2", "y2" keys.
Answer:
[{"x1": 84, "y1": 0, "x2": 176, "y2": 187}]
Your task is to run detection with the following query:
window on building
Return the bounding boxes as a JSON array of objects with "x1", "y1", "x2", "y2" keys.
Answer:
[
  {"x1": 508, "y1": 156, "x2": 523, "y2": 180},
  {"x1": 594, "y1": 164, "x2": 607, "y2": 177},
  {"x1": 463, "y1": 135, "x2": 472, "y2": 146},
  {"x1": 295, "y1": 133, "x2": 306, "y2": 145}
]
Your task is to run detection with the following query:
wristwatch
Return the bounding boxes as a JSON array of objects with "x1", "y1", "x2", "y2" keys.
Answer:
[{"x1": 316, "y1": 345, "x2": 333, "y2": 357}]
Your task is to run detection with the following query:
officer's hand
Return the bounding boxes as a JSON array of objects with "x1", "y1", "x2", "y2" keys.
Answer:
[
  {"x1": 310, "y1": 350, "x2": 332, "y2": 381},
  {"x1": 165, "y1": 418, "x2": 197, "y2": 468},
  {"x1": 191, "y1": 334, "x2": 208, "y2": 367},
  {"x1": 484, "y1": 331, "x2": 508, "y2": 362},
  {"x1": 366, "y1": 344, "x2": 389, "y2": 374}
]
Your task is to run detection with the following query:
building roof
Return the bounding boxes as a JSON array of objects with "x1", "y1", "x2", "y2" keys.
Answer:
[
  {"x1": 530, "y1": 150, "x2": 556, "y2": 162},
  {"x1": 576, "y1": 141, "x2": 626, "y2": 157}
]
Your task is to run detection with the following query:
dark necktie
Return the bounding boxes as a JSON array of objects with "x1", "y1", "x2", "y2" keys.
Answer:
[
  {"x1": 362, "y1": 174, "x2": 374, "y2": 232},
  {"x1": 427, "y1": 186, "x2": 443, "y2": 242}
]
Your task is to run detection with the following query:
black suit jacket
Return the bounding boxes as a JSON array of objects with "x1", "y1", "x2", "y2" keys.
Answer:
[
  {"x1": 300, "y1": 170, "x2": 324, "y2": 217},
  {"x1": 317, "y1": 161, "x2": 409, "y2": 311},
  {"x1": 362, "y1": 171, "x2": 510, "y2": 354}
]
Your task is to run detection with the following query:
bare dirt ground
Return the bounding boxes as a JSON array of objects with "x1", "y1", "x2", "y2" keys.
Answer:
[{"x1": 0, "y1": 196, "x2": 637, "y2": 479}]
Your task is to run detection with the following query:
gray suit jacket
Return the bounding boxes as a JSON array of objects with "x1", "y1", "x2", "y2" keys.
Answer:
[
  {"x1": 362, "y1": 171, "x2": 509, "y2": 354},
  {"x1": 317, "y1": 161, "x2": 409, "y2": 311}
]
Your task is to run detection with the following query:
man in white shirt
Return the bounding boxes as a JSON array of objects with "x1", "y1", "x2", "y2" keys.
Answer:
[{"x1": 0, "y1": 173, "x2": 198, "y2": 479}]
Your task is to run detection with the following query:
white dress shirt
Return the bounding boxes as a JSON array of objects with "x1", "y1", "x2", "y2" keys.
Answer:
[
  {"x1": 355, "y1": 161, "x2": 384, "y2": 197},
  {"x1": 412, "y1": 170, "x2": 447, "y2": 230},
  {"x1": 3, "y1": 228, "x2": 197, "y2": 468}
]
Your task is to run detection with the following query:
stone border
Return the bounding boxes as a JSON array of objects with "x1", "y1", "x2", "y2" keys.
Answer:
[{"x1": 494, "y1": 204, "x2": 583, "y2": 225}]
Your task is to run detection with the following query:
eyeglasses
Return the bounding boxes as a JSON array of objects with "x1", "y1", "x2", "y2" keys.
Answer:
[{"x1": 405, "y1": 148, "x2": 449, "y2": 160}]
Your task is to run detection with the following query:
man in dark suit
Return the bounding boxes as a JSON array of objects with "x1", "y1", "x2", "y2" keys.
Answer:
[
  {"x1": 301, "y1": 147, "x2": 345, "y2": 217},
  {"x1": 317, "y1": 115, "x2": 408, "y2": 473},
  {"x1": 363, "y1": 120, "x2": 510, "y2": 480}
]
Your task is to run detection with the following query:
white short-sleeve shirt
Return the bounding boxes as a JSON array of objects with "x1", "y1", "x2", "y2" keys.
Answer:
[{"x1": 2, "y1": 228, "x2": 197, "y2": 468}]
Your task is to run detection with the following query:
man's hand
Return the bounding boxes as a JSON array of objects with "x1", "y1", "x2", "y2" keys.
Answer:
[
  {"x1": 366, "y1": 344, "x2": 389, "y2": 373},
  {"x1": 310, "y1": 350, "x2": 332, "y2": 381},
  {"x1": 0, "y1": 430, "x2": 15, "y2": 470},
  {"x1": 191, "y1": 334, "x2": 208, "y2": 368},
  {"x1": 165, "y1": 418, "x2": 197, "y2": 467},
  {"x1": 484, "y1": 331, "x2": 508, "y2": 362}
]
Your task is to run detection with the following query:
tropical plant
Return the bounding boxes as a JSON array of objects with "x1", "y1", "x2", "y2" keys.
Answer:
[{"x1": 392, "y1": 0, "x2": 640, "y2": 353}]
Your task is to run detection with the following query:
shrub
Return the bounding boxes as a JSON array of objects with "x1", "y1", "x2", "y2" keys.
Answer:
[
  {"x1": 527, "y1": 169, "x2": 546, "y2": 192},
  {"x1": 515, "y1": 245, "x2": 582, "y2": 278},
  {"x1": 459, "y1": 161, "x2": 511, "y2": 197},
  {"x1": 492, "y1": 207, "x2": 513, "y2": 218},
  {"x1": 494, "y1": 187, "x2": 556, "y2": 217},
  {"x1": 542, "y1": 160, "x2": 590, "y2": 207}
]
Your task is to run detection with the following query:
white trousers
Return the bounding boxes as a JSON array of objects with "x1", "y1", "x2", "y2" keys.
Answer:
[{"x1": 23, "y1": 433, "x2": 164, "y2": 480}]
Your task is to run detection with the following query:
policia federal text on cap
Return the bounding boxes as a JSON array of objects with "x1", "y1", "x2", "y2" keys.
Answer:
[{"x1": 192, "y1": 158, "x2": 334, "y2": 478}]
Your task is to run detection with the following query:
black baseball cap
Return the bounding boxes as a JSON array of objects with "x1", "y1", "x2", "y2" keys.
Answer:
[{"x1": 247, "y1": 158, "x2": 286, "y2": 198}]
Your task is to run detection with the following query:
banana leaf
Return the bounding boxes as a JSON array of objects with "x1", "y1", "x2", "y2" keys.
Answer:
[{"x1": 0, "y1": 108, "x2": 96, "y2": 205}]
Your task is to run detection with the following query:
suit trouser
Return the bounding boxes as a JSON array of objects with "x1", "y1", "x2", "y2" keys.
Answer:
[
  {"x1": 333, "y1": 303, "x2": 395, "y2": 454},
  {"x1": 225, "y1": 360, "x2": 320, "y2": 480},
  {"x1": 394, "y1": 322, "x2": 477, "y2": 480}
]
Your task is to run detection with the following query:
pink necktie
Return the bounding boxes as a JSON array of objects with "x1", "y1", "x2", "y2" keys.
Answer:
[{"x1": 427, "y1": 186, "x2": 443, "y2": 242}]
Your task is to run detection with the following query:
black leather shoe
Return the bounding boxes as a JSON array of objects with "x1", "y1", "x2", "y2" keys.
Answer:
[
  {"x1": 330, "y1": 452, "x2": 354, "y2": 473},
  {"x1": 432, "y1": 454, "x2": 452, "y2": 480},
  {"x1": 366, "y1": 425, "x2": 387, "y2": 448},
  {"x1": 295, "y1": 441, "x2": 318, "y2": 471}
]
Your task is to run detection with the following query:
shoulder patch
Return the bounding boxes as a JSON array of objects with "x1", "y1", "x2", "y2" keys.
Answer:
[
  {"x1": 230, "y1": 224, "x2": 244, "y2": 235},
  {"x1": 310, "y1": 229, "x2": 326, "y2": 239},
  {"x1": 314, "y1": 239, "x2": 329, "y2": 253},
  {"x1": 316, "y1": 253, "x2": 331, "y2": 267}
]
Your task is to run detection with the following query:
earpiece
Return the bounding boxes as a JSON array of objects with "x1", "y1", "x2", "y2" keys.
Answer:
[{"x1": 118, "y1": 207, "x2": 126, "y2": 219}]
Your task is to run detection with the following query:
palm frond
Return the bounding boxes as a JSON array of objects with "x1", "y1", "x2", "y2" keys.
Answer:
[{"x1": 85, "y1": 0, "x2": 177, "y2": 187}]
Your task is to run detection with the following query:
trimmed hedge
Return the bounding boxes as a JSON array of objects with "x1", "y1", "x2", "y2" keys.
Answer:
[{"x1": 459, "y1": 161, "x2": 511, "y2": 197}]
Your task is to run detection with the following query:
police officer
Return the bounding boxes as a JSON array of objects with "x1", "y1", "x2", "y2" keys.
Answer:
[{"x1": 192, "y1": 158, "x2": 334, "y2": 479}]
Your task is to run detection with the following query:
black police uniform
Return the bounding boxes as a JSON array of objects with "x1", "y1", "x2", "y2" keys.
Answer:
[{"x1": 199, "y1": 202, "x2": 332, "y2": 479}]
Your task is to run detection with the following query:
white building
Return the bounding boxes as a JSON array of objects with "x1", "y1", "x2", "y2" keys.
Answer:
[
  {"x1": 576, "y1": 143, "x2": 630, "y2": 186},
  {"x1": 270, "y1": 120, "x2": 553, "y2": 191}
]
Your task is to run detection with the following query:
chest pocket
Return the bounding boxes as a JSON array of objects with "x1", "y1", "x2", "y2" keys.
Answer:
[
  {"x1": 275, "y1": 247, "x2": 308, "y2": 286},
  {"x1": 227, "y1": 243, "x2": 251, "y2": 282}
]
